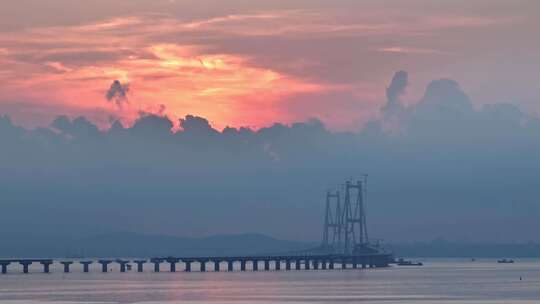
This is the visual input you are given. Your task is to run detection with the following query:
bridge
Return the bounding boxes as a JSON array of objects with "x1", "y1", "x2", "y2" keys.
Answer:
[
  {"x1": 0, "y1": 178, "x2": 393, "y2": 274},
  {"x1": 0, "y1": 253, "x2": 391, "y2": 274}
]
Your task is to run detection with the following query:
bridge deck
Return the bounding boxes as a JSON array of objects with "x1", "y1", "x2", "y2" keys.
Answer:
[{"x1": 0, "y1": 253, "x2": 392, "y2": 274}]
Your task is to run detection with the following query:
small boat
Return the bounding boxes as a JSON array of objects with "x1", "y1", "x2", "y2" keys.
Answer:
[
  {"x1": 395, "y1": 258, "x2": 423, "y2": 266},
  {"x1": 497, "y1": 259, "x2": 514, "y2": 264}
]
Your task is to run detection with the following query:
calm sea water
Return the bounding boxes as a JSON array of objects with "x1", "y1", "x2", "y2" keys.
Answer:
[{"x1": 1, "y1": 258, "x2": 539, "y2": 303}]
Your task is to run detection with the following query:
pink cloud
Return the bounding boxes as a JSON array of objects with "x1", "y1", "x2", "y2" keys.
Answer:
[{"x1": 0, "y1": 1, "x2": 537, "y2": 131}]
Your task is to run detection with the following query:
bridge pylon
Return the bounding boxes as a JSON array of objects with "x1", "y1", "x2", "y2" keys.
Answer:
[
  {"x1": 322, "y1": 190, "x2": 342, "y2": 250},
  {"x1": 343, "y1": 177, "x2": 369, "y2": 255},
  {"x1": 321, "y1": 176, "x2": 370, "y2": 255}
]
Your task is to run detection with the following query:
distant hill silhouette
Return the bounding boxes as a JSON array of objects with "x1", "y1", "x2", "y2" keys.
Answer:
[
  {"x1": 3, "y1": 233, "x2": 540, "y2": 258},
  {"x1": 0, "y1": 233, "x2": 316, "y2": 258},
  {"x1": 390, "y1": 239, "x2": 540, "y2": 258}
]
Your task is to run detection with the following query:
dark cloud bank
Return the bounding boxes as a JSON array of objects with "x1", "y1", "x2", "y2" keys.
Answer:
[{"x1": 1, "y1": 72, "x2": 540, "y2": 252}]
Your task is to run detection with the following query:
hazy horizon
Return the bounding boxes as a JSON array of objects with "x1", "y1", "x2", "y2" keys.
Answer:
[
  {"x1": 1, "y1": 0, "x2": 540, "y2": 249},
  {"x1": 2, "y1": 69, "x2": 539, "y2": 245}
]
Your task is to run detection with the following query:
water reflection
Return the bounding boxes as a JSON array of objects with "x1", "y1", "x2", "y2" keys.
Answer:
[{"x1": 1, "y1": 259, "x2": 540, "y2": 303}]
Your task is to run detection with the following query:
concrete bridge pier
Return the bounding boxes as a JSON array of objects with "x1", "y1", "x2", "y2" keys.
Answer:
[
  {"x1": 329, "y1": 260, "x2": 335, "y2": 270},
  {"x1": 152, "y1": 260, "x2": 161, "y2": 272},
  {"x1": 313, "y1": 260, "x2": 319, "y2": 270},
  {"x1": 117, "y1": 260, "x2": 129, "y2": 272},
  {"x1": 40, "y1": 261, "x2": 53, "y2": 273},
  {"x1": 199, "y1": 260, "x2": 207, "y2": 272},
  {"x1": 167, "y1": 259, "x2": 178, "y2": 272},
  {"x1": 184, "y1": 261, "x2": 192, "y2": 272},
  {"x1": 20, "y1": 261, "x2": 32, "y2": 274},
  {"x1": 240, "y1": 260, "x2": 246, "y2": 271},
  {"x1": 295, "y1": 260, "x2": 301, "y2": 270},
  {"x1": 214, "y1": 261, "x2": 220, "y2": 272},
  {"x1": 341, "y1": 260, "x2": 347, "y2": 270},
  {"x1": 305, "y1": 260, "x2": 310, "y2": 270},
  {"x1": 98, "y1": 260, "x2": 112, "y2": 273},
  {"x1": 60, "y1": 261, "x2": 73, "y2": 273},
  {"x1": 252, "y1": 260, "x2": 258, "y2": 271},
  {"x1": 134, "y1": 260, "x2": 146, "y2": 272},
  {"x1": 1, "y1": 261, "x2": 10, "y2": 274},
  {"x1": 80, "y1": 261, "x2": 93, "y2": 273},
  {"x1": 275, "y1": 260, "x2": 281, "y2": 271},
  {"x1": 321, "y1": 260, "x2": 327, "y2": 270},
  {"x1": 227, "y1": 261, "x2": 234, "y2": 272},
  {"x1": 264, "y1": 260, "x2": 270, "y2": 271},
  {"x1": 285, "y1": 260, "x2": 291, "y2": 270}
]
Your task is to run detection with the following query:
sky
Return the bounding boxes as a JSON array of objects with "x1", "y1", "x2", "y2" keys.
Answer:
[
  {"x1": 1, "y1": 0, "x2": 540, "y2": 245},
  {"x1": 1, "y1": 0, "x2": 539, "y2": 131}
]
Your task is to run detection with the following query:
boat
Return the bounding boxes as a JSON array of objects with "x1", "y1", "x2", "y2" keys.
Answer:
[
  {"x1": 395, "y1": 258, "x2": 423, "y2": 266},
  {"x1": 497, "y1": 259, "x2": 515, "y2": 264}
]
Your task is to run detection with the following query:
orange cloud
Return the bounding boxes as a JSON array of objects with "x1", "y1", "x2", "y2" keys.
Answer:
[
  {"x1": 0, "y1": 15, "x2": 333, "y2": 130},
  {"x1": 377, "y1": 47, "x2": 444, "y2": 55},
  {"x1": 0, "y1": 6, "x2": 524, "y2": 130}
]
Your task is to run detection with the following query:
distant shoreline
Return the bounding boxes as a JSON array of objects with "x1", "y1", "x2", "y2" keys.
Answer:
[
  {"x1": 2, "y1": 232, "x2": 540, "y2": 259},
  {"x1": 390, "y1": 241, "x2": 540, "y2": 258}
]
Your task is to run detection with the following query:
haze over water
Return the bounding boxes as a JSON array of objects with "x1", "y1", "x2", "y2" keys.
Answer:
[{"x1": 1, "y1": 259, "x2": 539, "y2": 303}]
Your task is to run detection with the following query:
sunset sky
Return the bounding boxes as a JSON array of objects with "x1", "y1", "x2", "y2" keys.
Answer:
[{"x1": 1, "y1": 0, "x2": 539, "y2": 130}]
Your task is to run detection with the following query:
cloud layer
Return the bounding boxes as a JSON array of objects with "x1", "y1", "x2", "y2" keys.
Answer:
[
  {"x1": 1, "y1": 73, "x2": 539, "y2": 243},
  {"x1": 1, "y1": 0, "x2": 539, "y2": 131}
]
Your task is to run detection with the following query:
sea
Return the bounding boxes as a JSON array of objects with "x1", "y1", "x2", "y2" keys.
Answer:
[{"x1": 1, "y1": 258, "x2": 539, "y2": 303}]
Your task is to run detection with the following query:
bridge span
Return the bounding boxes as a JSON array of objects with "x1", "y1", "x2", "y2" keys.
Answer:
[{"x1": 0, "y1": 253, "x2": 392, "y2": 274}]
